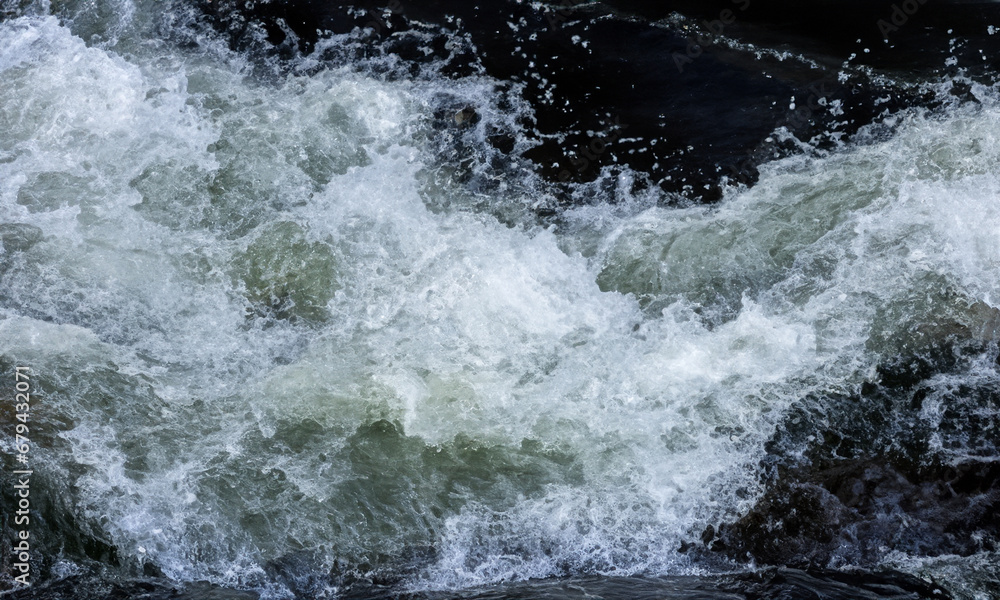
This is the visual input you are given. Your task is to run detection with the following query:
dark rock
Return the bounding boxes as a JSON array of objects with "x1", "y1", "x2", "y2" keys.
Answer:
[
  {"x1": 142, "y1": 561, "x2": 164, "y2": 577},
  {"x1": 454, "y1": 107, "x2": 479, "y2": 127},
  {"x1": 701, "y1": 523, "x2": 716, "y2": 545},
  {"x1": 720, "y1": 460, "x2": 1000, "y2": 567},
  {"x1": 717, "y1": 346, "x2": 1000, "y2": 568}
]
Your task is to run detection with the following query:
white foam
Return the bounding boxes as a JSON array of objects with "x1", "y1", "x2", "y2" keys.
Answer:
[{"x1": 3, "y1": 6, "x2": 1000, "y2": 598}]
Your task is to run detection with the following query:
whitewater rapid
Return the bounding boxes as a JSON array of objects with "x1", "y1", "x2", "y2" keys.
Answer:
[{"x1": 1, "y1": 2, "x2": 999, "y2": 598}]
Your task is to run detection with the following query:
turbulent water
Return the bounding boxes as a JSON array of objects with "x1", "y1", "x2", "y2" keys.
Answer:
[{"x1": 1, "y1": 1, "x2": 999, "y2": 599}]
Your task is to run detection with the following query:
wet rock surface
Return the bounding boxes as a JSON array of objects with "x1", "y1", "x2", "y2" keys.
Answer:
[
  {"x1": 198, "y1": 0, "x2": 1000, "y2": 201},
  {"x1": 714, "y1": 346, "x2": 1000, "y2": 569}
]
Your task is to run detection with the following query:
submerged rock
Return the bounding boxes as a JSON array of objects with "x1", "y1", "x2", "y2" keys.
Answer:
[
  {"x1": 230, "y1": 221, "x2": 339, "y2": 323},
  {"x1": 0, "y1": 223, "x2": 42, "y2": 254},
  {"x1": 17, "y1": 172, "x2": 92, "y2": 213}
]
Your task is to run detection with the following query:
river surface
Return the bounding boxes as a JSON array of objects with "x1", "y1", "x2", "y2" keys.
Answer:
[{"x1": 1, "y1": 1, "x2": 999, "y2": 598}]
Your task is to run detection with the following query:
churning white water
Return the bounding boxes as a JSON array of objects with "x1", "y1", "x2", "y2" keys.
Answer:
[{"x1": 1, "y1": 1, "x2": 999, "y2": 598}]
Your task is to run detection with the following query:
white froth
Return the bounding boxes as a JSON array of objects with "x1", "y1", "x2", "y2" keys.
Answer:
[{"x1": 2, "y1": 6, "x2": 1000, "y2": 599}]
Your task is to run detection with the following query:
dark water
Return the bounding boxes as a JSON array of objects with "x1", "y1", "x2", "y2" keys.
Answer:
[
  {"x1": 202, "y1": 0, "x2": 1000, "y2": 199},
  {"x1": 2, "y1": 1, "x2": 1000, "y2": 599},
  {"x1": 0, "y1": 567, "x2": 959, "y2": 599}
]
